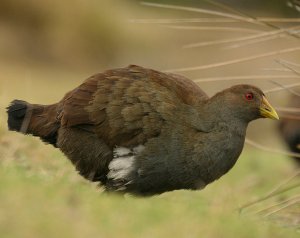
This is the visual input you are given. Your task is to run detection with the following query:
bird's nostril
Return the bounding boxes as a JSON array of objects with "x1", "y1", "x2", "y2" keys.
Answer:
[{"x1": 265, "y1": 107, "x2": 271, "y2": 112}]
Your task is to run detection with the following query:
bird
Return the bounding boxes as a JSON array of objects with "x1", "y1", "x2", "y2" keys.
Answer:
[
  {"x1": 287, "y1": 0, "x2": 300, "y2": 12},
  {"x1": 278, "y1": 94, "x2": 300, "y2": 165},
  {"x1": 7, "y1": 65, "x2": 279, "y2": 196}
]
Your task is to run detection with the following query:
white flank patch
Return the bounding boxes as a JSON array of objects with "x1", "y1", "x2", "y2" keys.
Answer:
[
  {"x1": 107, "y1": 145, "x2": 145, "y2": 181},
  {"x1": 114, "y1": 147, "x2": 131, "y2": 157},
  {"x1": 107, "y1": 156, "x2": 135, "y2": 180}
]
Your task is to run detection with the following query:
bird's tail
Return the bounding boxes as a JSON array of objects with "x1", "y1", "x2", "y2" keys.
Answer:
[{"x1": 7, "y1": 100, "x2": 60, "y2": 146}]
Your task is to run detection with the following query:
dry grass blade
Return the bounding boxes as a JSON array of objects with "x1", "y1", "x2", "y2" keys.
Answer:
[
  {"x1": 263, "y1": 68, "x2": 292, "y2": 72},
  {"x1": 239, "y1": 182, "x2": 300, "y2": 212},
  {"x1": 263, "y1": 170, "x2": 300, "y2": 198},
  {"x1": 262, "y1": 199, "x2": 300, "y2": 218},
  {"x1": 163, "y1": 25, "x2": 262, "y2": 33},
  {"x1": 275, "y1": 107, "x2": 300, "y2": 113},
  {"x1": 269, "y1": 80, "x2": 300, "y2": 97},
  {"x1": 275, "y1": 59, "x2": 300, "y2": 75},
  {"x1": 140, "y1": 2, "x2": 260, "y2": 24},
  {"x1": 257, "y1": 17, "x2": 300, "y2": 23},
  {"x1": 184, "y1": 26, "x2": 299, "y2": 48},
  {"x1": 165, "y1": 47, "x2": 300, "y2": 72},
  {"x1": 204, "y1": 0, "x2": 253, "y2": 17},
  {"x1": 251, "y1": 195, "x2": 300, "y2": 215},
  {"x1": 129, "y1": 18, "x2": 300, "y2": 24},
  {"x1": 245, "y1": 138, "x2": 300, "y2": 158},
  {"x1": 264, "y1": 82, "x2": 300, "y2": 94},
  {"x1": 239, "y1": 169, "x2": 300, "y2": 212},
  {"x1": 204, "y1": 0, "x2": 300, "y2": 42},
  {"x1": 193, "y1": 75, "x2": 300, "y2": 83},
  {"x1": 277, "y1": 59, "x2": 300, "y2": 68},
  {"x1": 129, "y1": 18, "x2": 241, "y2": 24},
  {"x1": 226, "y1": 34, "x2": 286, "y2": 49}
]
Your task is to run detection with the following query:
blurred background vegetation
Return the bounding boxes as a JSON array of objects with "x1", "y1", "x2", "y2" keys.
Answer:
[
  {"x1": 0, "y1": 0, "x2": 299, "y2": 237},
  {"x1": 0, "y1": 0, "x2": 298, "y2": 68}
]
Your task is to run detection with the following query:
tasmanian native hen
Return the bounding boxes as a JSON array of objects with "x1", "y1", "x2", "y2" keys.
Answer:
[
  {"x1": 7, "y1": 65, "x2": 279, "y2": 196},
  {"x1": 278, "y1": 94, "x2": 300, "y2": 165}
]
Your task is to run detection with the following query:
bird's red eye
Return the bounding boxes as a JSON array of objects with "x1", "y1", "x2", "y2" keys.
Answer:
[{"x1": 245, "y1": 92, "x2": 254, "y2": 101}]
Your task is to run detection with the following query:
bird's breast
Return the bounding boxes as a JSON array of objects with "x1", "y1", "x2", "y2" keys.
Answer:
[{"x1": 194, "y1": 127, "x2": 246, "y2": 184}]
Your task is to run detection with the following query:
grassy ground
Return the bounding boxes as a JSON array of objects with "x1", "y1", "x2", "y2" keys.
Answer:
[
  {"x1": 0, "y1": 122, "x2": 299, "y2": 238},
  {"x1": 0, "y1": 62, "x2": 299, "y2": 238}
]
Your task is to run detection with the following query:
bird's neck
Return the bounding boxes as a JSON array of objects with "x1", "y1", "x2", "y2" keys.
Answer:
[
  {"x1": 200, "y1": 96, "x2": 250, "y2": 132},
  {"x1": 217, "y1": 119, "x2": 248, "y2": 137}
]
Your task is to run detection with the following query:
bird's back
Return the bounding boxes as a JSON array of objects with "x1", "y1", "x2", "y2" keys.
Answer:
[{"x1": 58, "y1": 65, "x2": 208, "y2": 147}]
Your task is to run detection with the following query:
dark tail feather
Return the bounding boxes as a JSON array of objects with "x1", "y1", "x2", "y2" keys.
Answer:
[
  {"x1": 7, "y1": 100, "x2": 29, "y2": 132},
  {"x1": 7, "y1": 100, "x2": 60, "y2": 147}
]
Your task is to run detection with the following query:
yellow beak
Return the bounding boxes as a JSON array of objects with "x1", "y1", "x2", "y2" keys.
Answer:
[{"x1": 260, "y1": 96, "x2": 279, "y2": 120}]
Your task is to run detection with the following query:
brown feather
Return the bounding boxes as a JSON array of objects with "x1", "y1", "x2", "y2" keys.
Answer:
[{"x1": 59, "y1": 65, "x2": 208, "y2": 148}]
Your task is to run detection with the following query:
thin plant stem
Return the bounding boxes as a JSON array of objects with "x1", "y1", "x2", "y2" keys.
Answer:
[{"x1": 165, "y1": 47, "x2": 300, "y2": 72}]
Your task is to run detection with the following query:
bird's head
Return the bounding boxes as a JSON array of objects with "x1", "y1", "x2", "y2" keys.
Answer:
[{"x1": 210, "y1": 84, "x2": 279, "y2": 123}]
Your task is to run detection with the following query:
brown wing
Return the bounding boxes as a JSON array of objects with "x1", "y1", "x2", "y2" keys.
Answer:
[{"x1": 58, "y1": 65, "x2": 208, "y2": 147}]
